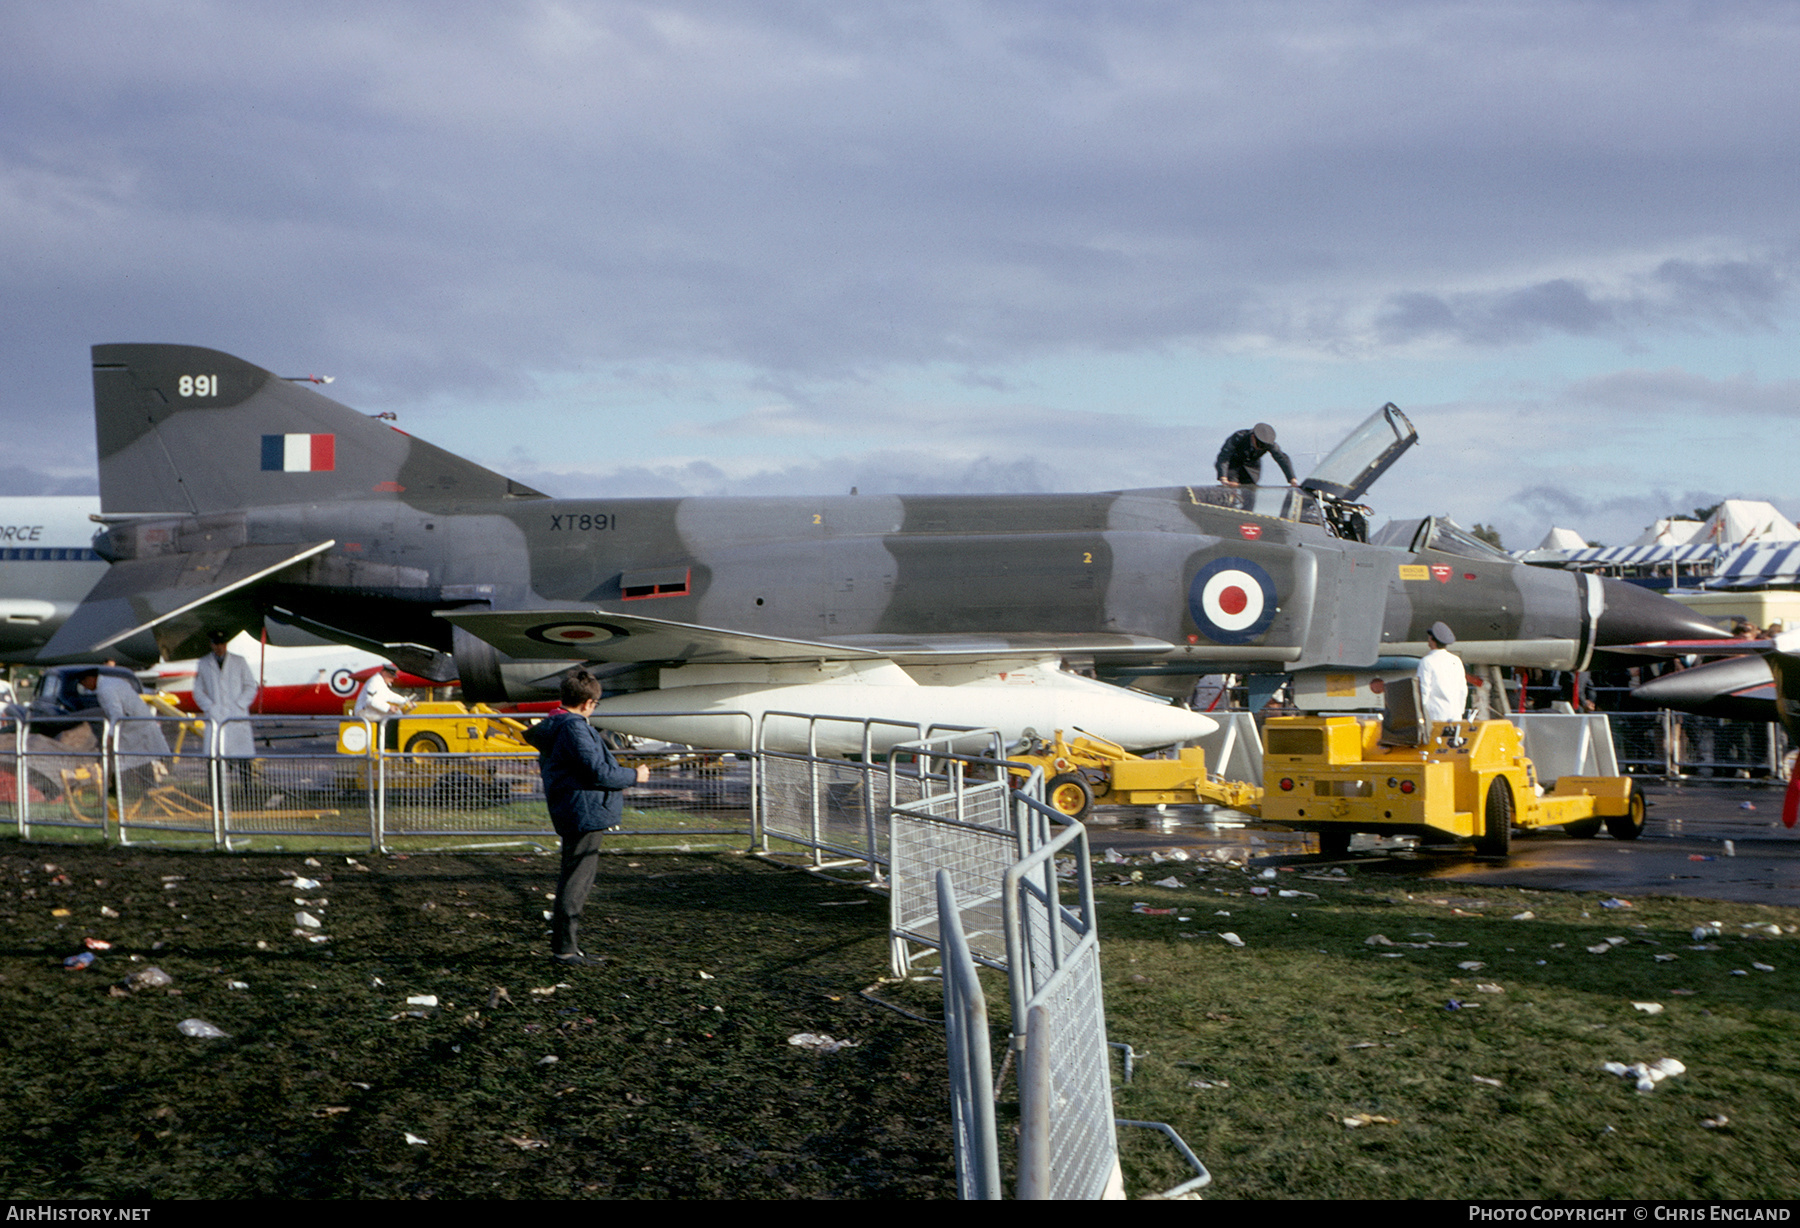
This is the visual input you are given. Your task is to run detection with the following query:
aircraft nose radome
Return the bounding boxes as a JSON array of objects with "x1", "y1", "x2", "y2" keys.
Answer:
[
  {"x1": 1630, "y1": 654, "x2": 1774, "y2": 721},
  {"x1": 1594, "y1": 578, "x2": 1732, "y2": 647}
]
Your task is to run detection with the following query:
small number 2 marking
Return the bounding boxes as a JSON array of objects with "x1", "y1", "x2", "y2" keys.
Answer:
[{"x1": 1083, "y1": 552, "x2": 1092, "y2": 564}]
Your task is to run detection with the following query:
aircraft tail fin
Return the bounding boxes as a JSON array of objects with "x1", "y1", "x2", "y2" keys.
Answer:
[{"x1": 93, "y1": 344, "x2": 547, "y2": 514}]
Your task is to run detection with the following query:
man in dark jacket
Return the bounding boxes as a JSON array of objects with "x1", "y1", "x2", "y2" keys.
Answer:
[
  {"x1": 1215, "y1": 422, "x2": 1299, "y2": 488},
  {"x1": 521, "y1": 670, "x2": 648, "y2": 967}
]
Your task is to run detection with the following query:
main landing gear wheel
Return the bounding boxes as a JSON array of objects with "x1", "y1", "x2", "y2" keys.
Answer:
[
  {"x1": 1316, "y1": 828, "x2": 1352, "y2": 858},
  {"x1": 1046, "y1": 772, "x2": 1095, "y2": 820},
  {"x1": 1605, "y1": 783, "x2": 1647, "y2": 841},
  {"x1": 1475, "y1": 777, "x2": 1512, "y2": 857},
  {"x1": 405, "y1": 731, "x2": 448, "y2": 755}
]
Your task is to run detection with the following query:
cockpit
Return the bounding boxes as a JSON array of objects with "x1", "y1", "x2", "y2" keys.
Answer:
[
  {"x1": 1190, "y1": 402, "x2": 1420, "y2": 542},
  {"x1": 1371, "y1": 516, "x2": 1513, "y2": 562}
]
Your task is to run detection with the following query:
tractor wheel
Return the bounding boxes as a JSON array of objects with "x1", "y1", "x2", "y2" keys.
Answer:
[
  {"x1": 1564, "y1": 817, "x2": 1602, "y2": 839},
  {"x1": 405, "y1": 731, "x2": 448, "y2": 755},
  {"x1": 1046, "y1": 772, "x2": 1094, "y2": 820},
  {"x1": 1605, "y1": 783, "x2": 1647, "y2": 841},
  {"x1": 1475, "y1": 777, "x2": 1513, "y2": 857}
]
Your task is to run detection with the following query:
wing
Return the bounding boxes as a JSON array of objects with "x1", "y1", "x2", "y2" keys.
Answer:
[{"x1": 437, "y1": 608, "x2": 1178, "y2": 666}]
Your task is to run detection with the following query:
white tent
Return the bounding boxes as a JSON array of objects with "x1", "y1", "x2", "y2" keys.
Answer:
[
  {"x1": 1536, "y1": 526, "x2": 1589, "y2": 552},
  {"x1": 1626, "y1": 518, "x2": 1703, "y2": 548},
  {"x1": 1700, "y1": 500, "x2": 1800, "y2": 546}
]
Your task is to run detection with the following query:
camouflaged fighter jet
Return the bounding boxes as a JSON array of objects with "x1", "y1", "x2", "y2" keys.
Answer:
[{"x1": 39, "y1": 344, "x2": 1726, "y2": 752}]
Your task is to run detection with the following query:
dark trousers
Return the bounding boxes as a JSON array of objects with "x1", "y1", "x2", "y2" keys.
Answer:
[{"x1": 552, "y1": 828, "x2": 605, "y2": 955}]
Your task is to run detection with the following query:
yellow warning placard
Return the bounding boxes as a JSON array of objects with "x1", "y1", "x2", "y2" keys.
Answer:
[
  {"x1": 1325, "y1": 673, "x2": 1357, "y2": 697},
  {"x1": 1398, "y1": 564, "x2": 1429, "y2": 581}
]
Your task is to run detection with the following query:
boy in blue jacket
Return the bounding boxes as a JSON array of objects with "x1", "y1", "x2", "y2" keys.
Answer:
[{"x1": 522, "y1": 670, "x2": 648, "y2": 967}]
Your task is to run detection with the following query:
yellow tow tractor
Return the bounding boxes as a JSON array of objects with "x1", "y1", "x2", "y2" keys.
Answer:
[
  {"x1": 335, "y1": 701, "x2": 536, "y2": 756},
  {"x1": 1258, "y1": 702, "x2": 1644, "y2": 857},
  {"x1": 1013, "y1": 684, "x2": 1644, "y2": 857},
  {"x1": 1008, "y1": 729, "x2": 1261, "y2": 820},
  {"x1": 335, "y1": 702, "x2": 540, "y2": 807}
]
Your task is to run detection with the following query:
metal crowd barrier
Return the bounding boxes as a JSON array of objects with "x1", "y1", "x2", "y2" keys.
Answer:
[
  {"x1": 937, "y1": 869, "x2": 1002, "y2": 1201},
  {"x1": 1599, "y1": 711, "x2": 1789, "y2": 779},
  {"x1": 753, "y1": 712, "x2": 993, "y2": 884},
  {"x1": 886, "y1": 730, "x2": 1026, "y2": 978},
  {"x1": 4, "y1": 708, "x2": 762, "y2": 851}
]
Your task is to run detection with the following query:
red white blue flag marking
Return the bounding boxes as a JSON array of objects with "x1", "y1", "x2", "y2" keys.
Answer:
[{"x1": 261, "y1": 433, "x2": 336, "y2": 472}]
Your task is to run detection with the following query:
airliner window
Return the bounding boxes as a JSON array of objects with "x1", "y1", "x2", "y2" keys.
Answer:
[{"x1": 1424, "y1": 518, "x2": 1511, "y2": 562}]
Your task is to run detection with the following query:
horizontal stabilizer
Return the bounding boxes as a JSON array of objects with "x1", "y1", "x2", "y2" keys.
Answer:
[
  {"x1": 438, "y1": 609, "x2": 889, "y2": 665},
  {"x1": 38, "y1": 540, "x2": 334, "y2": 657}
]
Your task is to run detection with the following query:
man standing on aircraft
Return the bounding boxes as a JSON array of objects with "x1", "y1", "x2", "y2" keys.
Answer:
[
  {"x1": 194, "y1": 630, "x2": 259, "y2": 792},
  {"x1": 522, "y1": 670, "x2": 650, "y2": 969},
  {"x1": 1215, "y1": 423, "x2": 1299, "y2": 489},
  {"x1": 1417, "y1": 621, "x2": 1469, "y2": 724}
]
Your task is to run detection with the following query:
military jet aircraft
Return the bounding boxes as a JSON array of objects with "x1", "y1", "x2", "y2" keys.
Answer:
[{"x1": 40, "y1": 344, "x2": 1725, "y2": 752}]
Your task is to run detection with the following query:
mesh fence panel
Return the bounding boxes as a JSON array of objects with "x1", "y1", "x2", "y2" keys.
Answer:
[
  {"x1": 760, "y1": 753, "x2": 888, "y2": 863},
  {"x1": 1671, "y1": 715, "x2": 1781, "y2": 775},
  {"x1": 1009, "y1": 812, "x2": 1118, "y2": 1201},
  {"x1": 379, "y1": 750, "x2": 551, "y2": 840},
  {"x1": 891, "y1": 806, "x2": 1019, "y2": 969},
  {"x1": 113, "y1": 717, "x2": 215, "y2": 843},
  {"x1": 1024, "y1": 944, "x2": 1117, "y2": 1200},
  {"x1": 1607, "y1": 712, "x2": 1668, "y2": 773},
  {"x1": 15, "y1": 722, "x2": 109, "y2": 836}
]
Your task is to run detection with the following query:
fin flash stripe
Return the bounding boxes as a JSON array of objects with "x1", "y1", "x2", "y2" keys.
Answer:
[{"x1": 261, "y1": 433, "x2": 336, "y2": 472}]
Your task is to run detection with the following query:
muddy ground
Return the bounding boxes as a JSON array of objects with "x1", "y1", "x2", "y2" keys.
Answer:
[{"x1": 0, "y1": 841, "x2": 956, "y2": 1199}]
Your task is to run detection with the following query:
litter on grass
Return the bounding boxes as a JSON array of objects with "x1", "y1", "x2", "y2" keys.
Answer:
[
  {"x1": 1601, "y1": 1057, "x2": 1685, "y2": 1093},
  {"x1": 788, "y1": 1032, "x2": 858, "y2": 1054},
  {"x1": 1218, "y1": 932, "x2": 1245, "y2": 948},
  {"x1": 177, "y1": 1019, "x2": 229, "y2": 1039},
  {"x1": 124, "y1": 966, "x2": 173, "y2": 992},
  {"x1": 1632, "y1": 1002, "x2": 1664, "y2": 1015}
]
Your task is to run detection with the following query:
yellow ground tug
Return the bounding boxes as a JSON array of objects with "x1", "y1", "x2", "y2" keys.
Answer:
[
  {"x1": 335, "y1": 701, "x2": 535, "y2": 756},
  {"x1": 1013, "y1": 683, "x2": 1644, "y2": 855},
  {"x1": 1258, "y1": 711, "x2": 1643, "y2": 857},
  {"x1": 334, "y1": 702, "x2": 540, "y2": 807},
  {"x1": 1007, "y1": 729, "x2": 1261, "y2": 819}
]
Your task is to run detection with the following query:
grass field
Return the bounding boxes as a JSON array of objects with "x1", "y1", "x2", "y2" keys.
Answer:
[
  {"x1": 1095, "y1": 858, "x2": 1800, "y2": 1200},
  {"x1": 2, "y1": 831, "x2": 1797, "y2": 1199}
]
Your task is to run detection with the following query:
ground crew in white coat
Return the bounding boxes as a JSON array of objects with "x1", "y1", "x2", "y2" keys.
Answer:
[
  {"x1": 354, "y1": 662, "x2": 415, "y2": 748},
  {"x1": 194, "y1": 630, "x2": 259, "y2": 787},
  {"x1": 80, "y1": 668, "x2": 171, "y2": 794},
  {"x1": 1417, "y1": 621, "x2": 1469, "y2": 724}
]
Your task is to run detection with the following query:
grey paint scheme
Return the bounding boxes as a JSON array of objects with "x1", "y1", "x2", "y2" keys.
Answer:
[{"x1": 43, "y1": 344, "x2": 1727, "y2": 695}]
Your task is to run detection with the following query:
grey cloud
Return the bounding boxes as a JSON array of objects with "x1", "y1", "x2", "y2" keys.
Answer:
[
  {"x1": 1377, "y1": 256, "x2": 1792, "y2": 346},
  {"x1": 1568, "y1": 368, "x2": 1800, "y2": 416},
  {"x1": 0, "y1": 467, "x2": 99, "y2": 498},
  {"x1": 507, "y1": 450, "x2": 1059, "y2": 498}
]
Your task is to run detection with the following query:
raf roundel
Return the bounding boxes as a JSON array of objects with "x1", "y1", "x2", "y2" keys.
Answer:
[
  {"x1": 328, "y1": 667, "x2": 359, "y2": 697},
  {"x1": 525, "y1": 621, "x2": 627, "y2": 648},
  {"x1": 1188, "y1": 557, "x2": 1278, "y2": 645}
]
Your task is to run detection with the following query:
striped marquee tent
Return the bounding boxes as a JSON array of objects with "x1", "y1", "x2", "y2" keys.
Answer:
[{"x1": 1706, "y1": 541, "x2": 1800, "y2": 590}]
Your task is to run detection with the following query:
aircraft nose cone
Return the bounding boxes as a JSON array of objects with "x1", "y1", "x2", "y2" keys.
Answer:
[
  {"x1": 1594, "y1": 578, "x2": 1732, "y2": 647},
  {"x1": 1630, "y1": 653, "x2": 1774, "y2": 720}
]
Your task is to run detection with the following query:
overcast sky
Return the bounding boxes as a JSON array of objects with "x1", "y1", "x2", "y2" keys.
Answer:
[{"x1": 4, "y1": 1, "x2": 1797, "y2": 546}]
